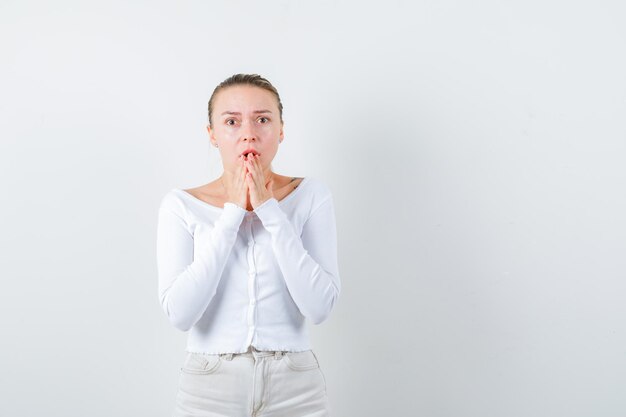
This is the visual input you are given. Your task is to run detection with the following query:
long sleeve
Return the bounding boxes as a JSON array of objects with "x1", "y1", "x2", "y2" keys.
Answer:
[
  {"x1": 253, "y1": 194, "x2": 341, "y2": 325},
  {"x1": 156, "y1": 195, "x2": 246, "y2": 331}
]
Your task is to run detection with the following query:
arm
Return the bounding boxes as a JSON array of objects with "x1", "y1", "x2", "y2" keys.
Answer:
[
  {"x1": 156, "y1": 196, "x2": 246, "y2": 331},
  {"x1": 254, "y1": 195, "x2": 341, "y2": 324}
]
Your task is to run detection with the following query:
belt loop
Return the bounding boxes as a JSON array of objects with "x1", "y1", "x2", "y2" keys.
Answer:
[
  {"x1": 274, "y1": 351, "x2": 284, "y2": 360},
  {"x1": 221, "y1": 353, "x2": 234, "y2": 361}
]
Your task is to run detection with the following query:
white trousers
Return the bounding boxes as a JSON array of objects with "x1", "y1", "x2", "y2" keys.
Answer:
[{"x1": 172, "y1": 346, "x2": 332, "y2": 417}]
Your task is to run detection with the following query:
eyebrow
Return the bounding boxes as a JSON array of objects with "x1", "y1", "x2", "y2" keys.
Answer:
[{"x1": 221, "y1": 110, "x2": 273, "y2": 116}]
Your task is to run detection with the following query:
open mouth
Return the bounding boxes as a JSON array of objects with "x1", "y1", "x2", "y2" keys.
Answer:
[{"x1": 241, "y1": 150, "x2": 260, "y2": 158}]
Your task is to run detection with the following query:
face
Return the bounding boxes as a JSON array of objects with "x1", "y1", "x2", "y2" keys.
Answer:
[{"x1": 207, "y1": 85, "x2": 284, "y2": 173}]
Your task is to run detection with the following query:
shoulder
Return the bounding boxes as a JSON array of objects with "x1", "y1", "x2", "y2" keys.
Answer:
[
  {"x1": 304, "y1": 176, "x2": 334, "y2": 200},
  {"x1": 158, "y1": 189, "x2": 187, "y2": 215},
  {"x1": 300, "y1": 177, "x2": 336, "y2": 216}
]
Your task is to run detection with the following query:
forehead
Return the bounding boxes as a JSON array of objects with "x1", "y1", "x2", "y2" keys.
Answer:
[{"x1": 214, "y1": 85, "x2": 277, "y2": 113}]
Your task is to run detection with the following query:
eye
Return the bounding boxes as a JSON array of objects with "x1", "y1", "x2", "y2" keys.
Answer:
[
  {"x1": 258, "y1": 117, "x2": 269, "y2": 123},
  {"x1": 225, "y1": 119, "x2": 237, "y2": 126}
]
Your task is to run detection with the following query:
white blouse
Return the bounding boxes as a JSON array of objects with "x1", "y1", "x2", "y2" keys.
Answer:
[{"x1": 156, "y1": 176, "x2": 341, "y2": 354}]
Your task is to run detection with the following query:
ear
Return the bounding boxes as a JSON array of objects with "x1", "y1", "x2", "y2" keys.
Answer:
[
  {"x1": 207, "y1": 125, "x2": 217, "y2": 146},
  {"x1": 279, "y1": 122, "x2": 284, "y2": 142}
]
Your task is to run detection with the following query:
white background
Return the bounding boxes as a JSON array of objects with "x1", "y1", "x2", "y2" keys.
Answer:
[{"x1": 1, "y1": 1, "x2": 625, "y2": 416}]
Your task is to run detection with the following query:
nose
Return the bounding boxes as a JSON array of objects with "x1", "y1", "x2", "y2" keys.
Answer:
[{"x1": 241, "y1": 120, "x2": 257, "y2": 142}]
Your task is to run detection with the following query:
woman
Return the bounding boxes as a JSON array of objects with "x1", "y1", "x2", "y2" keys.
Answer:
[{"x1": 156, "y1": 73, "x2": 341, "y2": 417}]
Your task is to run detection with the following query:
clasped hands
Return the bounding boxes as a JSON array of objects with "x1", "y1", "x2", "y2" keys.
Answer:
[{"x1": 223, "y1": 154, "x2": 275, "y2": 211}]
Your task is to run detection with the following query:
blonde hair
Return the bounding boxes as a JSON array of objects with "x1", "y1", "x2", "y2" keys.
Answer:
[{"x1": 207, "y1": 73, "x2": 284, "y2": 128}]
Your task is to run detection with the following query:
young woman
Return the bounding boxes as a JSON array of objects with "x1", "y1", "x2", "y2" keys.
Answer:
[{"x1": 156, "y1": 73, "x2": 341, "y2": 417}]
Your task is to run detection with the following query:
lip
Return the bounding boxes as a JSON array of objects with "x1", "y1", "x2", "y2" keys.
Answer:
[{"x1": 240, "y1": 148, "x2": 260, "y2": 157}]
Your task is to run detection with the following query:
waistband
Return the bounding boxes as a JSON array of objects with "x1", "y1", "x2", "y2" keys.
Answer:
[{"x1": 219, "y1": 345, "x2": 287, "y2": 361}]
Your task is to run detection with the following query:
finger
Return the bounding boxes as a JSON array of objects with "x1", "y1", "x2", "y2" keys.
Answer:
[
  {"x1": 245, "y1": 155, "x2": 255, "y2": 170},
  {"x1": 248, "y1": 167, "x2": 257, "y2": 187},
  {"x1": 250, "y1": 155, "x2": 263, "y2": 182},
  {"x1": 245, "y1": 158, "x2": 257, "y2": 184},
  {"x1": 245, "y1": 172, "x2": 255, "y2": 191},
  {"x1": 253, "y1": 155, "x2": 263, "y2": 180}
]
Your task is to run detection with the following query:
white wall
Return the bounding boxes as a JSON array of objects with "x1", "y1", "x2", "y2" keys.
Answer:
[{"x1": 1, "y1": 1, "x2": 625, "y2": 416}]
